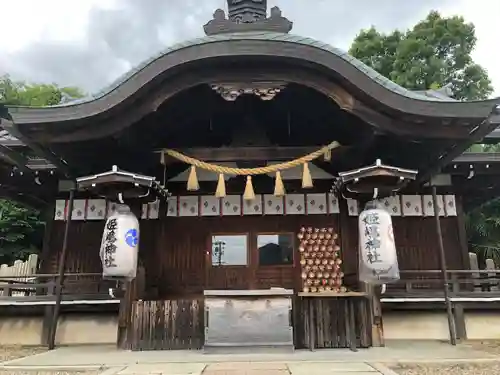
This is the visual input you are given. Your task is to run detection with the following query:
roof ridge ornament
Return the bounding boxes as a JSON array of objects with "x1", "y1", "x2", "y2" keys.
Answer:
[{"x1": 203, "y1": 0, "x2": 293, "y2": 36}]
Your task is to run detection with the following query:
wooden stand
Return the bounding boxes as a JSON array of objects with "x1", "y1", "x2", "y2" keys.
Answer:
[{"x1": 297, "y1": 292, "x2": 371, "y2": 351}]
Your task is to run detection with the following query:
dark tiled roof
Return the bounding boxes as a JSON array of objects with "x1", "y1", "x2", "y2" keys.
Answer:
[{"x1": 37, "y1": 31, "x2": 458, "y2": 109}]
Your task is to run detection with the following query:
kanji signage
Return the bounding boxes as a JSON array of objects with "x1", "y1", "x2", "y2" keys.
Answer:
[
  {"x1": 99, "y1": 206, "x2": 140, "y2": 280},
  {"x1": 358, "y1": 207, "x2": 400, "y2": 284}
]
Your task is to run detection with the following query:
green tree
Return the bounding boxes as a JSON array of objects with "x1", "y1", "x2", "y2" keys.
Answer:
[
  {"x1": 0, "y1": 200, "x2": 43, "y2": 265},
  {"x1": 0, "y1": 76, "x2": 84, "y2": 265},
  {"x1": 349, "y1": 11, "x2": 493, "y2": 100},
  {"x1": 0, "y1": 74, "x2": 84, "y2": 106},
  {"x1": 349, "y1": 12, "x2": 498, "y2": 265},
  {"x1": 466, "y1": 198, "x2": 500, "y2": 266},
  {"x1": 465, "y1": 143, "x2": 500, "y2": 266}
]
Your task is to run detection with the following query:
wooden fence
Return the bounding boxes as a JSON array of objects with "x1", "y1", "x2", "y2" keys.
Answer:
[
  {"x1": 384, "y1": 253, "x2": 500, "y2": 298},
  {"x1": 296, "y1": 295, "x2": 372, "y2": 350},
  {"x1": 126, "y1": 299, "x2": 204, "y2": 351},
  {"x1": 468, "y1": 253, "x2": 498, "y2": 291},
  {"x1": 0, "y1": 254, "x2": 38, "y2": 278},
  {"x1": 0, "y1": 254, "x2": 113, "y2": 303},
  {"x1": 0, "y1": 254, "x2": 38, "y2": 296}
]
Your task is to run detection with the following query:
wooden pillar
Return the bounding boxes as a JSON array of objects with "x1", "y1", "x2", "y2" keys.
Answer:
[
  {"x1": 486, "y1": 259, "x2": 498, "y2": 291},
  {"x1": 117, "y1": 279, "x2": 137, "y2": 349},
  {"x1": 450, "y1": 274, "x2": 467, "y2": 340},
  {"x1": 339, "y1": 197, "x2": 384, "y2": 346},
  {"x1": 117, "y1": 201, "x2": 142, "y2": 349},
  {"x1": 38, "y1": 201, "x2": 56, "y2": 274},
  {"x1": 469, "y1": 252, "x2": 481, "y2": 291},
  {"x1": 455, "y1": 196, "x2": 471, "y2": 270},
  {"x1": 39, "y1": 202, "x2": 55, "y2": 346},
  {"x1": 354, "y1": 199, "x2": 384, "y2": 347},
  {"x1": 48, "y1": 187, "x2": 76, "y2": 350},
  {"x1": 359, "y1": 282, "x2": 384, "y2": 347},
  {"x1": 432, "y1": 186, "x2": 457, "y2": 345}
]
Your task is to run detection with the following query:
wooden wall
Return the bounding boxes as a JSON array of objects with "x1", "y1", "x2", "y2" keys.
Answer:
[
  {"x1": 140, "y1": 215, "x2": 339, "y2": 298},
  {"x1": 43, "y1": 211, "x2": 466, "y2": 299}
]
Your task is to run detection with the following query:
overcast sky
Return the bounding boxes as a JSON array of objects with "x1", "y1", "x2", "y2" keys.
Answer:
[{"x1": 1, "y1": 0, "x2": 498, "y2": 97}]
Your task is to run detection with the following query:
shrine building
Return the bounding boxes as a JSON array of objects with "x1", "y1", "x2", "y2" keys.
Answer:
[{"x1": 1, "y1": 0, "x2": 500, "y2": 351}]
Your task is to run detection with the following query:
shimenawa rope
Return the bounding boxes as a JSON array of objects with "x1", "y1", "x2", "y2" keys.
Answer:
[{"x1": 164, "y1": 141, "x2": 340, "y2": 175}]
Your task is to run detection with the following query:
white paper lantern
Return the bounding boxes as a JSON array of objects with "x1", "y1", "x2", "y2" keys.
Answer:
[
  {"x1": 358, "y1": 208, "x2": 400, "y2": 284},
  {"x1": 99, "y1": 205, "x2": 139, "y2": 280}
]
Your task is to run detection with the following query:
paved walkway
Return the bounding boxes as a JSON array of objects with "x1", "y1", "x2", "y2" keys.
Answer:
[
  {"x1": 99, "y1": 361, "x2": 391, "y2": 374},
  {"x1": 0, "y1": 341, "x2": 497, "y2": 374}
]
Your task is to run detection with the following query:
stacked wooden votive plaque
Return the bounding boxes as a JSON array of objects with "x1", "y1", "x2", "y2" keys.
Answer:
[{"x1": 298, "y1": 227, "x2": 345, "y2": 293}]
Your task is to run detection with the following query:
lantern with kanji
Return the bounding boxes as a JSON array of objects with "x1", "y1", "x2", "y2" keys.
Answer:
[
  {"x1": 358, "y1": 207, "x2": 400, "y2": 284},
  {"x1": 99, "y1": 205, "x2": 140, "y2": 280}
]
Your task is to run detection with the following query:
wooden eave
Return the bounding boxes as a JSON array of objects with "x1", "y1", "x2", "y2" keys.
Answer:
[
  {"x1": 452, "y1": 152, "x2": 500, "y2": 164},
  {"x1": 5, "y1": 67, "x2": 496, "y2": 146},
  {"x1": 1, "y1": 35, "x2": 498, "y2": 190},
  {"x1": 4, "y1": 34, "x2": 499, "y2": 132},
  {"x1": 445, "y1": 153, "x2": 500, "y2": 176}
]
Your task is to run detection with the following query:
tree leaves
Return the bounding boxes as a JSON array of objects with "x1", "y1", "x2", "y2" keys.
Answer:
[
  {"x1": 466, "y1": 196, "x2": 500, "y2": 267},
  {"x1": 349, "y1": 11, "x2": 493, "y2": 100},
  {"x1": 0, "y1": 75, "x2": 85, "y2": 106},
  {"x1": 349, "y1": 12, "x2": 497, "y2": 265},
  {"x1": 0, "y1": 75, "x2": 79, "y2": 264},
  {"x1": 0, "y1": 199, "x2": 44, "y2": 265},
  {"x1": 464, "y1": 143, "x2": 500, "y2": 266}
]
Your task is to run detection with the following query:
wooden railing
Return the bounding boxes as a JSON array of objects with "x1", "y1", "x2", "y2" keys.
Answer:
[
  {"x1": 383, "y1": 269, "x2": 500, "y2": 300},
  {"x1": 0, "y1": 272, "x2": 116, "y2": 304},
  {"x1": 382, "y1": 252, "x2": 500, "y2": 301}
]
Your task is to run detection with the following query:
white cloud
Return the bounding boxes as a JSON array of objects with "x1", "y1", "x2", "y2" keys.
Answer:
[
  {"x1": 0, "y1": 0, "x2": 497, "y2": 97},
  {"x1": 440, "y1": 0, "x2": 500, "y2": 96},
  {"x1": 1, "y1": 0, "x2": 118, "y2": 51}
]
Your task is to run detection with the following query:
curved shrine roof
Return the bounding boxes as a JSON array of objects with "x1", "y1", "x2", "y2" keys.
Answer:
[
  {"x1": 44, "y1": 31, "x2": 459, "y2": 108},
  {"x1": 3, "y1": 30, "x2": 497, "y2": 128},
  {"x1": 1, "y1": 0, "x2": 499, "y2": 148}
]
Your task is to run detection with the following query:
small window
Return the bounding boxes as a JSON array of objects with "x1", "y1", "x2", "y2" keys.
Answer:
[
  {"x1": 211, "y1": 235, "x2": 248, "y2": 266},
  {"x1": 257, "y1": 233, "x2": 294, "y2": 266}
]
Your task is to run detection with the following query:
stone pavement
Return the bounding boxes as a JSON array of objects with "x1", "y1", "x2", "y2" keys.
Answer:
[
  {"x1": 101, "y1": 361, "x2": 390, "y2": 374},
  {"x1": 1, "y1": 341, "x2": 497, "y2": 375}
]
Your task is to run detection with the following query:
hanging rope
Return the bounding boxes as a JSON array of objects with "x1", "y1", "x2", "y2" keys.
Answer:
[
  {"x1": 163, "y1": 141, "x2": 340, "y2": 175},
  {"x1": 162, "y1": 140, "x2": 340, "y2": 199}
]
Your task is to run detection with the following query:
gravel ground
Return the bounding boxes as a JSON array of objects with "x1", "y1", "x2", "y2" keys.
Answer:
[
  {"x1": 463, "y1": 340, "x2": 500, "y2": 355},
  {"x1": 0, "y1": 346, "x2": 46, "y2": 363},
  {"x1": 391, "y1": 362, "x2": 500, "y2": 375},
  {"x1": 391, "y1": 341, "x2": 500, "y2": 374}
]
